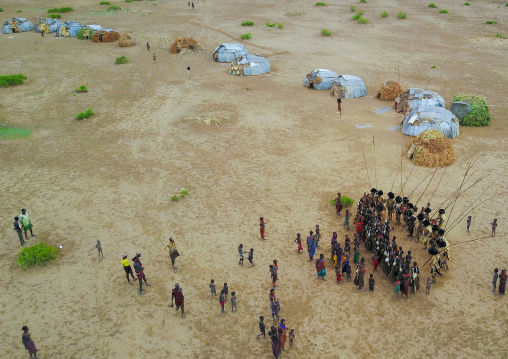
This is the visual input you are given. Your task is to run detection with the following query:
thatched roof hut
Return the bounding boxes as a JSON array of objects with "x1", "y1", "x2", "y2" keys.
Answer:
[
  {"x1": 2, "y1": 18, "x2": 34, "y2": 34},
  {"x1": 118, "y1": 33, "x2": 134, "y2": 47},
  {"x1": 92, "y1": 29, "x2": 120, "y2": 43},
  {"x1": 56, "y1": 21, "x2": 83, "y2": 37},
  {"x1": 402, "y1": 106, "x2": 460, "y2": 139},
  {"x1": 230, "y1": 54, "x2": 270, "y2": 76},
  {"x1": 407, "y1": 129, "x2": 456, "y2": 167},
  {"x1": 377, "y1": 81, "x2": 404, "y2": 101},
  {"x1": 304, "y1": 69, "x2": 339, "y2": 90},
  {"x1": 213, "y1": 43, "x2": 248, "y2": 62},
  {"x1": 171, "y1": 37, "x2": 202, "y2": 54},
  {"x1": 37, "y1": 18, "x2": 61, "y2": 34}
]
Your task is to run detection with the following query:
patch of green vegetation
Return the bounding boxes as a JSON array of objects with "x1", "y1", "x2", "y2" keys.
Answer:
[
  {"x1": 350, "y1": 5, "x2": 356, "y2": 12},
  {"x1": 100, "y1": 1, "x2": 110, "y2": 4},
  {"x1": 180, "y1": 189, "x2": 190, "y2": 197},
  {"x1": 108, "y1": 5, "x2": 122, "y2": 10},
  {"x1": 75, "y1": 85, "x2": 88, "y2": 93},
  {"x1": 265, "y1": 22, "x2": 275, "y2": 27},
  {"x1": 241, "y1": 32, "x2": 251, "y2": 39},
  {"x1": 285, "y1": 8, "x2": 301, "y2": 16},
  {"x1": 47, "y1": 7, "x2": 74, "y2": 13},
  {"x1": 0, "y1": 8, "x2": 3, "y2": 12},
  {"x1": 380, "y1": 11, "x2": 388, "y2": 18},
  {"x1": 329, "y1": 196, "x2": 355, "y2": 207},
  {"x1": 0, "y1": 74, "x2": 27, "y2": 87},
  {"x1": 357, "y1": 17, "x2": 369, "y2": 24},
  {"x1": 321, "y1": 28, "x2": 331, "y2": 36},
  {"x1": 125, "y1": 0, "x2": 132, "y2": 2},
  {"x1": 464, "y1": 2, "x2": 470, "y2": 5},
  {"x1": 115, "y1": 56, "x2": 129, "y2": 64},
  {"x1": 241, "y1": 21, "x2": 254, "y2": 26},
  {"x1": 49, "y1": 13, "x2": 61, "y2": 19},
  {"x1": 397, "y1": 12, "x2": 407, "y2": 19},
  {"x1": 360, "y1": 0, "x2": 367, "y2": 3},
  {"x1": 76, "y1": 108, "x2": 94, "y2": 120},
  {"x1": 171, "y1": 195, "x2": 180, "y2": 201},
  {"x1": 17, "y1": 242, "x2": 58, "y2": 270},
  {"x1": 77, "y1": 28, "x2": 93, "y2": 40},
  {"x1": 356, "y1": 9, "x2": 365, "y2": 15},
  {"x1": 431, "y1": 65, "x2": 437, "y2": 68},
  {"x1": 315, "y1": 2, "x2": 326, "y2": 6},
  {"x1": 16, "y1": 10, "x2": 22, "y2": 13},
  {"x1": 277, "y1": 23, "x2": 284, "y2": 29},
  {"x1": 486, "y1": 20, "x2": 497, "y2": 24},
  {"x1": 494, "y1": 33, "x2": 506, "y2": 39},
  {"x1": 439, "y1": 9, "x2": 449, "y2": 13},
  {"x1": 0, "y1": 127, "x2": 32, "y2": 139},
  {"x1": 428, "y1": 3, "x2": 437, "y2": 8},
  {"x1": 452, "y1": 94, "x2": 491, "y2": 126},
  {"x1": 352, "y1": 13, "x2": 362, "y2": 20}
]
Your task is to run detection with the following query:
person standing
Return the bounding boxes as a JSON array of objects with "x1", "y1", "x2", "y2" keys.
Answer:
[
  {"x1": 357, "y1": 258, "x2": 366, "y2": 290},
  {"x1": 278, "y1": 319, "x2": 288, "y2": 351},
  {"x1": 344, "y1": 209, "x2": 351, "y2": 230},
  {"x1": 426, "y1": 277, "x2": 432, "y2": 295},
  {"x1": 257, "y1": 316, "x2": 266, "y2": 339},
  {"x1": 335, "y1": 193, "x2": 343, "y2": 216},
  {"x1": 191, "y1": 2, "x2": 194, "y2": 9},
  {"x1": 19, "y1": 209, "x2": 35, "y2": 240},
  {"x1": 238, "y1": 244, "x2": 245, "y2": 265},
  {"x1": 95, "y1": 240, "x2": 104, "y2": 259},
  {"x1": 133, "y1": 257, "x2": 146, "y2": 295},
  {"x1": 231, "y1": 291, "x2": 237, "y2": 312},
  {"x1": 171, "y1": 283, "x2": 185, "y2": 318},
  {"x1": 492, "y1": 268, "x2": 499, "y2": 293},
  {"x1": 121, "y1": 254, "x2": 136, "y2": 283},
  {"x1": 372, "y1": 253, "x2": 379, "y2": 272},
  {"x1": 466, "y1": 215, "x2": 472, "y2": 233},
  {"x1": 260, "y1": 217, "x2": 265, "y2": 240},
  {"x1": 209, "y1": 279, "x2": 217, "y2": 298},
  {"x1": 499, "y1": 269, "x2": 507, "y2": 295},
  {"x1": 247, "y1": 248, "x2": 255, "y2": 266},
  {"x1": 21, "y1": 326, "x2": 39, "y2": 359},
  {"x1": 316, "y1": 253, "x2": 326, "y2": 280},
  {"x1": 307, "y1": 231, "x2": 316, "y2": 261},
  {"x1": 14, "y1": 217, "x2": 25, "y2": 246},
  {"x1": 294, "y1": 233, "x2": 302, "y2": 254},
  {"x1": 164, "y1": 238, "x2": 179, "y2": 272},
  {"x1": 153, "y1": 53, "x2": 156, "y2": 63},
  {"x1": 268, "y1": 325, "x2": 281, "y2": 359},
  {"x1": 146, "y1": 41, "x2": 150, "y2": 51},
  {"x1": 491, "y1": 219, "x2": 497, "y2": 237},
  {"x1": 219, "y1": 290, "x2": 226, "y2": 315},
  {"x1": 337, "y1": 98, "x2": 342, "y2": 115},
  {"x1": 369, "y1": 274, "x2": 375, "y2": 291},
  {"x1": 270, "y1": 265, "x2": 278, "y2": 287}
]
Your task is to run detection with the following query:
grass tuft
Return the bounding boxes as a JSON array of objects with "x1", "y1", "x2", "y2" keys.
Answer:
[
  {"x1": 76, "y1": 108, "x2": 94, "y2": 120},
  {"x1": 108, "y1": 5, "x2": 122, "y2": 10},
  {"x1": 315, "y1": 2, "x2": 326, "y2": 6},
  {"x1": 241, "y1": 21, "x2": 254, "y2": 26},
  {"x1": 115, "y1": 56, "x2": 129, "y2": 64},
  {"x1": 100, "y1": 1, "x2": 110, "y2": 4},
  {"x1": 439, "y1": 9, "x2": 449, "y2": 13},
  {"x1": 381, "y1": 11, "x2": 388, "y2": 18},
  {"x1": 49, "y1": 13, "x2": 61, "y2": 19},
  {"x1": 321, "y1": 28, "x2": 331, "y2": 36},
  {"x1": 357, "y1": 17, "x2": 369, "y2": 24},
  {"x1": 350, "y1": 5, "x2": 356, "y2": 12},
  {"x1": 278, "y1": 23, "x2": 284, "y2": 29},
  {"x1": 17, "y1": 243, "x2": 58, "y2": 270},
  {"x1": 428, "y1": 3, "x2": 437, "y2": 8},
  {"x1": 0, "y1": 74, "x2": 27, "y2": 87},
  {"x1": 241, "y1": 32, "x2": 251, "y2": 40},
  {"x1": 397, "y1": 12, "x2": 407, "y2": 19},
  {"x1": 285, "y1": 8, "x2": 301, "y2": 16},
  {"x1": 47, "y1": 7, "x2": 73, "y2": 13},
  {"x1": 486, "y1": 20, "x2": 497, "y2": 24},
  {"x1": 75, "y1": 85, "x2": 88, "y2": 93}
]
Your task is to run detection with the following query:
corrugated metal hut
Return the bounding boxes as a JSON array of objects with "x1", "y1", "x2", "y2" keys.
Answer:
[
  {"x1": 213, "y1": 43, "x2": 249, "y2": 62},
  {"x1": 330, "y1": 75, "x2": 367, "y2": 99},
  {"x1": 395, "y1": 88, "x2": 445, "y2": 116},
  {"x1": 92, "y1": 29, "x2": 120, "y2": 43},
  {"x1": 37, "y1": 18, "x2": 61, "y2": 34},
  {"x1": 304, "y1": 69, "x2": 339, "y2": 90},
  {"x1": 57, "y1": 21, "x2": 83, "y2": 37},
  {"x1": 230, "y1": 55, "x2": 270, "y2": 76},
  {"x1": 2, "y1": 18, "x2": 34, "y2": 34},
  {"x1": 402, "y1": 106, "x2": 460, "y2": 138}
]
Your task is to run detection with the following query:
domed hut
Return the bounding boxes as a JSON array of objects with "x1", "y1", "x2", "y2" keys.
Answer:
[
  {"x1": 395, "y1": 88, "x2": 445, "y2": 117},
  {"x1": 377, "y1": 81, "x2": 404, "y2": 101},
  {"x1": 56, "y1": 21, "x2": 83, "y2": 37},
  {"x1": 118, "y1": 33, "x2": 135, "y2": 47},
  {"x1": 230, "y1": 54, "x2": 270, "y2": 76},
  {"x1": 37, "y1": 18, "x2": 61, "y2": 34},
  {"x1": 402, "y1": 106, "x2": 460, "y2": 139},
  {"x1": 304, "y1": 69, "x2": 339, "y2": 90},
  {"x1": 407, "y1": 129, "x2": 456, "y2": 168},
  {"x1": 171, "y1": 37, "x2": 203, "y2": 54},
  {"x1": 330, "y1": 75, "x2": 367, "y2": 99},
  {"x1": 213, "y1": 43, "x2": 249, "y2": 62},
  {"x1": 450, "y1": 94, "x2": 491, "y2": 127},
  {"x1": 92, "y1": 29, "x2": 120, "y2": 43},
  {"x1": 2, "y1": 18, "x2": 34, "y2": 34}
]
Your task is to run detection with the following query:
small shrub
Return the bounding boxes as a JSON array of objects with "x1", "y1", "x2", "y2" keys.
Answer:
[
  {"x1": 125, "y1": 0, "x2": 132, "y2": 2},
  {"x1": 428, "y1": 3, "x2": 437, "y2": 8},
  {"x1": 241, "y1": 32, "x2": 251, "y2": 40},
  {"x1": 75, "y1": 85, "x2": 88, "y2": 93},
  {"x1": 47, "y1": 7, "x2": 74, "y2": 13},
  {"x1": 486, "y1": 20, "x2": 497, "y2": 24},
  {"x1": 352, "y1": 13, "x2": 362, "y2": 20},
  {"x1": 241, "y1": 21, "x2": 254, "y2": 26},
  {"x1": 76, "y1": 108, "x2": 94, "y2": 120},
  {"x1": 360, "y1": 0, "x2": 367, "y2": 3},
  {"x1": 494, "y1": 33, "x2": 506, "y2": 38},
  {"x1": 115, "y1": 56, "x2": 129, "y2": 64},
  {"x1": 452, "y1": 94, "x2": 491, "y2": 126},
  {"x1": 171, "y1": 195, "x2": 180, "y2": 201},
  {"x1": 49, "y1": 13, "x2": 61, "y2": 19},
  {"x1": 357, "y1": 17, "x2": 369, "y2": 24},
  {"x1": 356, "y1": 9, "x2": 365, "y2": 15},
  {"x1": 108, "y1": 5, "x2": 122, "y2": 10},
  {"x1": 0, "y1": 8, "x2": 3, "y2": 12},
  {"x1": 278, "y1": 23, "x2": 284, "y2": 29},
  {"x1": 77, "y1": 28, "x2": 93, "y2": 40},
  {"x1": 350, "y1": 5, "x2": 356, "y2": 12},
  {"x1": 285, "y1": 8, "x2": 301, "y2": 16},
  {"x1": 439, "y1": 9, "x2": 449, "y2": 13},
  {"x1": 0, "y1": 74, "x2": 27, "y2": 87},
  {"x1": 315, "y1": 2, "x2": 326, "y2": 6},
  {"x1": 16, "y1": 10, "x2": 22, "y2": 13},
  {"x1": 329, "y1": 196, "x2": 355, "y2": 207},
  {"x1": 17, "y1": 242, "x2": 58, "y2": 270},
  {"x1": 381, "y1": 11, "x2": 388, "y2": 18},
  {"x1": 431, "y1": 65, "x2": 437, "y2": 68},
  {"x1": 464, "y1": 2, "x2": 470, "y2": 5},
  {"x1": 397, "y1": 12, "x2": 407, "y2": 19},
  {"x1": 100, "y1": 1, "x2": 110, "y2": 4},
  {"x1": 180, "y1": 189, "x2": 190, "y2": 197},
  {"x1": 265, "y1": 22, "x2": 275, "y2": 27},
  {"x1": 321, "y1": 28, "x2": 331, "y2": 36}
]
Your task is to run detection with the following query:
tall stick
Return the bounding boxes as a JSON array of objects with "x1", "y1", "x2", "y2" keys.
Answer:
[
  {"x1": 441, "y1": 163, "x2": 473, "y2": 227},
  {"x1": 408, "y1": 168, "x2": 437, "y2": 200},
  {"x1": 428, "y1": 167, "x2": 446, "y2": 204},
  {"x1": 400, "y1": 148, "x2": 404, "y2": 196},
  {"x1": 358, "y1": 135, "x2": 371, "y2": 188},
  {"x1": 373, "y1": 135, "x2": 377, "y2": 189},
  {"x1": 401, "y1": 165, "x2": 415, "y2": 198},
  {"x1": 390, "y1": 162, "x2": 401, "y2": 192}
]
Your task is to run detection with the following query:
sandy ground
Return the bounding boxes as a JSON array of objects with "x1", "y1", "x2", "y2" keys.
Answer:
[{"x1": 1, "y1": 0, "x2": 508, "y2": 358}]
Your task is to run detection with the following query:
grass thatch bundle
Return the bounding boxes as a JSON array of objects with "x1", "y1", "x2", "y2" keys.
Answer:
[
  {"x1": 330, "y1": 82, "x2": 345, "y2": 98},
  {"x1": 118, "y1": 33, "x2": 134, "y2": 47},
  {"x1": 451, "y1": 93, "x2": 490, "y2": 127},
  {"x1": 407, "y1": 129, "x2": 456, "y2": 167},
  {"x1": 170, "y1": 37, "x2": 203, "y2": 54},
  {"x1": 92, "y1": 30, "x2": 120, "y2": 43},
  {"x1": 377, "y1": 81, "x2": 404, "y2": 101}
]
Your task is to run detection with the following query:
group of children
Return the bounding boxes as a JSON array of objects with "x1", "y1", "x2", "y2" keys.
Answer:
[
  {"x1": 209, "y1": 280, "x2": 237, "y2": 315},
  {"x1": 13, "y1": 209, "x2": 36, "y2": 247},
  {"x1": 238, "y1": 244, "x2": 255, "y2": 266}
]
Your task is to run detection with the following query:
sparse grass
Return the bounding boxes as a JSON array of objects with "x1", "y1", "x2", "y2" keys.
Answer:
[
  {"x1": 47, "y1": 7, "x2": 74, "y2": 13},
  {"x1": 75, "y1": 85, "x2": 88, "y2": 93},
  {"x1": 381, "y1": 11, "x2": 388, "y2": 18},
  {"x1": 315, "y1": 2, "x2": 326, "y2": 6},
  {"x1": 0, "y1": 8, "x2": 3, "y2": 12},
  {"x1": 278, "y1": 23, "x2": 284, "y2": 29},
  {"x1": 428, "y1": 3, "x2": 437, "y2": 8},
  {"x1": 397, "y1": 12, "x2": 407, "y2": 19},
  {"x1": 439, "y1": 9, "x2": 449, "y2": 13},
  {"x1": 321, "y1": 28, "x2": 331, "y2": 36},
  {"x1": 108, "y1": 5, "x2": 122, "y2": 10},
  {"x1": 494, "y1": 33, "x2": 506, "y2": 38},
  {"x1": 464, "y1": 2, "x2": 470, "y2": 5},
  {"x1": 357, "y1": 17, "x2": 369, "y2": 24},
  {"x1": 486, "y1": 20, "x2": 497, "y2": 24},
  {"x1": 241, "y1": 32, "x2": 251, "y2": 40},
  {"x1": 241, "y1": 21, "x2": 254, "y2": 26},
  {"x1": 350, "y1": 5, "x2": 356, "y2": 12},
  {"x1": 352, "y1": 13, "x2": 362, "y2": 20},
  {"x1": 76, "y1": 108, "x2": 94, "y2": 120},
  {"x1": 180, "y1": 189, "x2": 190, "y2": 197},
  {"x1": 125, "y1": 0, "x2": 132, "y2": 2},
  {"x1": 265, "y1": 22, "x2": 276, "y2": 27},
  {"x1": 16, "y1": 10, "x2": 22, "y2": 13},
  {"x1": 171, "y1": 195, "x2": 180, "y2": 201},
  {"x1": 0, "y1": 127, "x2": 32, "y2": 139},
  {"x1": 452, "y1": 94, "x2": 491, "y2": 127},
  {"x1": 115, "y1": 56, "x2": 129, "y2": 64},
  {"x1": 0, "y1": 74, "x2": 27, "y2": 87},
  {"x1": 100, "y1": 1, "x2": 110, "y2": 4},
  {"x1": 360, "y1": 0, "x2": 367, "y2": 3},
  {"x1": 285, "y1": 8, "x2": 301, "y2": 16},
  {"x1": 431, "y1": 65, "x2": 437, "y2": 68},
  {"x1": 49, "y1": 13, "x2": 61, "y2": 19}
]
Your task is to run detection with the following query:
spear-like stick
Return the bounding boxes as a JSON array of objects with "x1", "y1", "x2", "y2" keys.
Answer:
[
  {"x1": 358, "y1": 135, "x2": 371, "y2": 188},
  {"x1": 413, "y1": 167, "x2": 439, "y2": 208},
  {"x1": 401, "y1": 165, "x2": 415, "y2": 198}
]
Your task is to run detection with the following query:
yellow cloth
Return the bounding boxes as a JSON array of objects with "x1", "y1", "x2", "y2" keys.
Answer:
[
  {"x1": 121, "y1": 258, "x2": 130, "y2": 267},
  {"x1": 333, "y1": 255, "x2": 337, "y2": 267},
  {"x1": 164, "y1": 241, "x2": 177, "y2": 253}
]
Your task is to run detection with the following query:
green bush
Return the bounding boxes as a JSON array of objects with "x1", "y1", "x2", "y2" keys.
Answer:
[
  {"x1": 0, "y1": 74, "x2": 27, "y2": 87},
  {"x1": 350, "y1": 5, "x2": 356, "y2": 12},
  {"x1": 397, "y1": 12, "x2": 407, "y2": 19},
  {"x1": 100, "y1": 1, "x2": 110, "y2": 4},
  {"x1": 277, "y1": 23, "x2": 284, "y2": 29},
  {"x1": 464, "y1": 2, "x2": 470, "y2": 5},
  {"x1": 76, "y1": 108, "x2": 94, "y2": 120},
  {"x1": 315, "y1": 2, "x2": 326, "y2": 6},
  {"x1": 357, "y1": 17, "x2": 369, "y2": 24},
  {"x1": 428, "y1": 3, "x2": 437, "y2": 8},
  {"x1": 321, "y1": 28, "x2": 331, "y2": 36},
  {"x1": 329, "y1": 196, "x2": 355, "y2": 207},
  {"x1": 431, "y1": 65, "x2": 437, "y2": 68},
  {"x1": 486, "y1": 20, "x2": 497, "y2": 24},
  {"x1": 108, "y1": 5, "x2": 122, "y2": 10},
  {"x1": 452, "y1": 94, "x2": 491, "y2": 126},
  {"x1": 17, "y1": 242, "x2": 58, "y2": 270},
  {"x1": 0, "y1": 8, "x2": 3, "y2": 12},
  {"x1": 380, "y1": 11, "x2": 388, "y2": 18},
  {"x1": 47, "y1": 7, "x2": 74, "y2": 13},
  {"x1": 356, "y1": 9, "x2": 365, "y2": 15},
  {"x1": 352, "y1": 13, "x2": 362, "y2": 20},
  {"x1": 241, "y1": 21, "x2": 254, "y2": 26},
  {"x1": 180, "y1": 189, "x2": 190, "y2": 197},
  {"x1": 75, "y1": 85, "x2": 88, "y2": 93},
  {"x1": 125, "y1": 0, "x2": 132, "y2": 2},
  {"x1": 360, "y1": 0, "x2": 367, "y2": 3},
  {"x1": 77, "y1": 28, "x2": 93, "y2": 40},
  {"x1": 439, "y1": 9, "x2": 449, "y2": 13},
  {"x1": 115, "y1": 56, "x2": 129, "y2": 64},
  {"x1": 49, "y1": 13, "x2": 61, "y2": 19},
  {"x1": 241, "y1": 32, "x2": 251, "y2": 39},
  {"x1": 16, "y1": 10, "x2": 22, "y2": 13},
  {"x1": 265, "y1": 22, "x2": 275, "y2": 27}
]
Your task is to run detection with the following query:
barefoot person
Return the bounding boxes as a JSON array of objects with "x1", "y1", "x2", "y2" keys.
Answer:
[
  {"x1": 335, "y1": 193, "x2": 343, "y2": 216},
  {"x1": 14, "y1": 217, "x2": 25, "y2": 246},
  {"x1": 260, "y1": 217, "x2": 266, "y2": 240},
  {"x1": 268, "y1": 325, "x2": 281, "y2": 359},
  {"x1": 19, "y1": 209, "x2": 35, "y2": 240},
  {"x1": 307, "y1": 231, "x2": 316, "y2": 261},
  {"x1": 121, "y1": 254, "x2": 136, "y2": 283},
  {"x1": 316, "y1": 253, "x2": 326, "y2": 280},
  {"x1": 170, "y1": 283, "x2": 185, "y2": 318},
  {"x1": 22, "y1": 326, "x2": 39, "y2": 359},
  {"x1": 499, "y1": 269, "x2": 507, "y2": 295},
  {"x1": 95, "y1": 240, "x2": 104, "y2": 259},
  {"x1": 164, "y1": 238, "x2": 179, "y2": 272}
]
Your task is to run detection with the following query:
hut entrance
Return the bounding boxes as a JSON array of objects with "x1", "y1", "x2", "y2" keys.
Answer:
[{"x1": 99, "y1": 33, "x2": 104, "y2": 42}]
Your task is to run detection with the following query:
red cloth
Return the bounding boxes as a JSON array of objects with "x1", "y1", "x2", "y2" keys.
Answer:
[
  {"x1": 297, "y1": 242, "x2": 303, "y2": 252},
  {"x1": 373, "y1": 259, "x2": 379, "y2": 271},
  {"x1": 316, "y1": 259, "x2": 326, "y2": 272},
  {"x1": 336, "y1": 273, "x2": 342, "y2": 282},
  {"x1": 172, "y1": 288, "x2": 184, "y2": 307},
  {"x1": 260, "y1": 227, "x2": 264, "y2": 238}
]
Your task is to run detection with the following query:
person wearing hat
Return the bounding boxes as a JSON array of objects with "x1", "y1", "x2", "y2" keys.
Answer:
[
  {"x1": 170, "y1": 283, "x2": 185, "y2": 318},
  {"x1": 437, "y1": 209, "x2": 447, "y2": 229},
  {"x1": 21, "y1": 326, "x2": 38, "y2": 358},
  {"x1": 121, "y1": 254, "x2": 136, "y2": 284},
  {"x1": 422, "y1": 220, "x2": 432, "y2": 248}
]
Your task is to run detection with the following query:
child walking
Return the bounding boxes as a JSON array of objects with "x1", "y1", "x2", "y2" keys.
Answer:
[
  {"x1": 248, "y1": 248, "x2": 255, "y2": 266},
  {"x1": 426, "y1": 277, "x2": 432, "y2": 294},
  {"x1": 369, "y1": 274, "x2": 375, "y2": 291},
  {"x1": 294, "y1": 233, "x2": 302, "y2": 254},
  {"x1": 335, "y1": 265, "x2": 342, "y2": 284},
  {"x1": 209, "y1": 279, "x2": 217, "y2": 299},
  {"x1": 289, "y1": 329, "x2": 295, "y2": 347},
  {"x1": 219, "y1": 290, "x2": 226, "y2": 315},
  {"x1": 95, "y1": 240, "x2": 104, "y2": 259},
  {"x1": 231, "y1": 291, "x2": 237, "y2": 312},
  {"x1": 238, "y1": 244, "x2": 244, "y2": 265},
  {"x1": 393, "y1": 280, "x2": 401, "y2": 300},
  {"x1": 493, "y1": 268, "x2": 499, "y2": 293},
  {"x1": 257, "y1": 316, "x2": 266, "y2": 339}
]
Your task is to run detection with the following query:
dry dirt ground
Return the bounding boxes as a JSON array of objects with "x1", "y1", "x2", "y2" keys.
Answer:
[{"x1": 1, "y1": 0, "x2": 507, "y2": 358}]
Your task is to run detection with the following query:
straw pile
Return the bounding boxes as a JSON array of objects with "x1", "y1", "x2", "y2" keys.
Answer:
[
  {"x1": 92, "y1": 30, "x2": 120, "y2": 43},
  {"x1": 170, "y1": 37, "x2": 203, "y2": 54},
  {"x1": 377, "y1": 81, "x2": 403, "y2": 101},
  {"x1": 118, "y1": 33, "x2": 134, "y2": 47},
  {"x1": 407, "y1": 129, "x2": 456, "y2": 167},
  {"x1": 330, "y1": 82, "x2": 344, "y2": 98}
]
